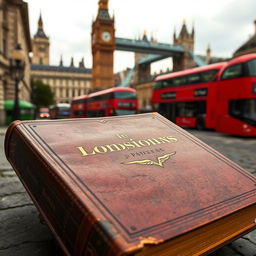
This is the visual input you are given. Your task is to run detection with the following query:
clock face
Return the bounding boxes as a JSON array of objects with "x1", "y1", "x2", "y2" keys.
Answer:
[{"x1": 101, "y1": 31, "x2": 111, "y2": 42}]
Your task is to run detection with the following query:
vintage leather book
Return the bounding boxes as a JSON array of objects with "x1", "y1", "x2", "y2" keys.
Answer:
[{"x1": 5, "y1": 113, "x2": 256, "y2": 256}]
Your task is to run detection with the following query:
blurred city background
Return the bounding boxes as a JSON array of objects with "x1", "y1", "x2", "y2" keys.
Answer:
[
  {"x1": 0, "y1": 0, "x2": 256, "y2": 126},
  {"x1": 0, "y1": 0, "x2": 256, "y2": 255}
]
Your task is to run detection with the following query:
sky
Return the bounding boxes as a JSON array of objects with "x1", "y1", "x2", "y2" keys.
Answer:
[{"x1": 26, "y1": 0, "x2": 256, "y2": 73}]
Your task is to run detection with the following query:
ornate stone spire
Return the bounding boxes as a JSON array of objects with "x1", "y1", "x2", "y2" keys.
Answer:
[
  {"x1": 38, "y1": 12, "x2": 43, "y2": 29},
  {"x1": 97, "y1": 0, "x2": 111, "y2": 20},
  {"x1": 35, "y1": 12, "x2": 48, "y2": 38},
  {"x1": 98, "y1": 0, "x2": 108, "y2": 9},
  {"x1": 179, "y1": 19, "x2": 189, "y2": 38},
  {"x1": 59, "y1": 55, "x2": 63, "y2": 66},
  {"x1": 191, "y1": 22, "x2": 195, "y2": 38},
  {"x1": 142, "y1": 30, "x2": 148, "y2": 41},
  {"x1": 206, "y1": 44, "x2": 211, "y2": 64},
  {"x1": 173, "y1": 26, "x2": 176, "y2": 42},
  {"x1": 70, "y1": 57, "x2": 74, "y2": 67},
  {"x1": 79, "y1": 58, "x2": 85, "y2": 68}
]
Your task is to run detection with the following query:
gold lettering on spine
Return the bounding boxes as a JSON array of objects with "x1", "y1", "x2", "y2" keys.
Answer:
[
  {"x1": 94, "y1": 146, "x2": 108, "y2": 154},
  {"x1": 77, "y1": 136, "x2": 178, "y2": 157},
  {"x1": 166, "y1": 136, "x2": 178, "y2": 142},
  {"x1": 123, "y1": 142, "x2": 136, "y2": 149},
  {"x1": 138, "y1": 140, "x2": 151, "y2": 146},
  {"x1": 147, "y1": 138, "x2": 161, "y2": 145},
  {"x1": 158, "y1": 137, "x2": 172, "y2": 143},
  {"x1": 77, "y1": 146, "x2": 96, "y2": 156},
  {"x1": 129, "y1": 139, "x2": 142, "y2": 148},
  {"x1": 116, "y1": 134, "x2": 128, "y2": 139},
  {"x1": 105, "y1": 144, "x2": 126, "y2": 152}
]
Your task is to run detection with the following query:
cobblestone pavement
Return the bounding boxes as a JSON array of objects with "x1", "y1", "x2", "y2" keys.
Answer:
[
  {"x1": 0, "y1": 127, "x2": 255, "y2": 256},
  {"x1": 188, "y1": 129, "x2": 256, "y2": 256}
]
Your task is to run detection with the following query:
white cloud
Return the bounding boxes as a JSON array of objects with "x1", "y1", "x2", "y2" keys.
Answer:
[{"x1": 26, "y1": 0, "x2": 256, "y2": 72}]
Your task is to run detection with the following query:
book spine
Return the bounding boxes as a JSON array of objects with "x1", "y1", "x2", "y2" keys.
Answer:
[{"x1": 5, "y1": 124, "x2": 125, "y2": 256}]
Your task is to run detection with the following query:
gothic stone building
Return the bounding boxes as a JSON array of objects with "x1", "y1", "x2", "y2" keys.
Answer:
[
  {"x1": 0, "y1": 0, "x2": 31, "y2": 125},
  {"x1": 31, "y1": 15, "x2": 92, "y2": 104}
]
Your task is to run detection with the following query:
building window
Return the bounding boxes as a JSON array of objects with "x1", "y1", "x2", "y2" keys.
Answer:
[
  {"x1": 3, "y1": 80, "x2": 7, "y2": 100},
  {"x1": 3, "y1": 39, "x2": 7, "y2": 57}
]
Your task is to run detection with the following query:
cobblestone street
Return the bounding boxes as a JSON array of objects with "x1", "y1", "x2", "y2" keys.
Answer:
[{"x1": 0, "y1": 127, "x2": 255, "y2": 256}]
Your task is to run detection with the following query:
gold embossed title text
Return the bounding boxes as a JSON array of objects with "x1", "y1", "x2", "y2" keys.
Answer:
[{"x1": 77, "y1": 134, "x2": 177, "y2": 157}]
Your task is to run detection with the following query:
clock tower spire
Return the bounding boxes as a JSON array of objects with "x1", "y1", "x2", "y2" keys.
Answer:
[
  {"x1": 91, "y1": 0, "x2": 115, "y2": 90},
  {"x1": 98, "y1": 0, "x2": 108, "y2": 9},
  {"x1": 32, "y1": 13, "x2": 50, "y2": 65}
]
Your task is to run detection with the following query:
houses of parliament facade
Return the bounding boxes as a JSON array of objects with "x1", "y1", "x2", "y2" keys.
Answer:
[
  {"x1": 0, "y1": 0, "x2": 92, "y2": 125},
  {"x1": 1, "y1": 0, "x2": 256, "y2": 125},
  {"x1": 31, "y1": 14, "x2": 92, "y2": 104}
]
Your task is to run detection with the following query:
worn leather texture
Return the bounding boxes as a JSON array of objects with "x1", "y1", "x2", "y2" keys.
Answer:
[{"x1": 5, "y1": 113, "x2": 256, "y2": 255}]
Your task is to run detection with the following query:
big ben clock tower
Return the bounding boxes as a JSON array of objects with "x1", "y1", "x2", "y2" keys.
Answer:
[{"x1": 92, "y1": 0, "x2": 115, "y2": 90}]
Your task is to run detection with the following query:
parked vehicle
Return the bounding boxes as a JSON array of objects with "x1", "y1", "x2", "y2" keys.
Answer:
[
  {"x1": 4, "y1": 100, "x2": 35, "y2": 125},
  {"x1": 37, "y1": 108, "x2": 50, "y2": 119},
  {"x1": 71, "y1": 87, "x2": 138, "y2": 118},
  {"x1": 152, "y1": 53, "x2": 256, "y2": 136},
  {"x1": 49, "y1": 103, "x2": 70, "y2": 119}
]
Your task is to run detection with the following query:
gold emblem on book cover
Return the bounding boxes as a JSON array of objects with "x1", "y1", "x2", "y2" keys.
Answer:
[{"x1": 123, "y1": 152, "x2": 176, "y2": 168}]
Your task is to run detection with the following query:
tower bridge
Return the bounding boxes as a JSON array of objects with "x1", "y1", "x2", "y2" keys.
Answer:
[
  {"x1": 115, "y1": 37, "x2": 185, "y2": 56},
  {"x1": 92, "y1": 0, "x2": 207, "y2": 109}
]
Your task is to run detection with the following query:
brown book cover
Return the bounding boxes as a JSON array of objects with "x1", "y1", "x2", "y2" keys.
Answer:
[{"x1": 4, "y1": 113, "x2": 256, "y2": 256}]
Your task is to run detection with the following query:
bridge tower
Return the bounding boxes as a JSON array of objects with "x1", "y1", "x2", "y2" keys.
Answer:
[
  {"x1": 91, "y1": 0, "x2": 115, "y2": 90},
  {"x1": 173, "y1": 20, "x2": 195, "y2": 71},
  {"x1": 134, "y1": 32, "x2": 152, "y2": 84}
]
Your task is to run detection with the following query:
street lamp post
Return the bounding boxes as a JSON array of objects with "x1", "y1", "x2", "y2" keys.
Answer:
[{"x1": 10, "y1": 43, "x2": 25, "y2": 121}]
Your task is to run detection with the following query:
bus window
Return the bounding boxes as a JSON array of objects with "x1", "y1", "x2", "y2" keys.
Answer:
[
  {"x1": 156, "y1": 103, "x2": 176, "y2": 122},
  {"x1": 201, "y1": 70, "x2": 219, "y2": 82},
  {"x1": 187, "y1": 73, "x2": 201, "y2": 84},
  {"x1": 115, "y1": 109, "x2": 136, "y2": 115},
  {"x1": 221, "y1": 64, "x2": 243, "y2": 80},
  {"x1": 229, "y1": 99, "x2": 256, "y2": 126},
  {"x1": 172, "y1": 76, "x2": 187, "y2": 87},
  {"x1": 153, "y1": 81, "x2": 162, "y2": 90},
  {"x1": 246, "y1": 59, "x2": 256, "y2": 76},
  {"x1": 87, "y1": 110, "x2": 105, "y2": 117},
  {"x1": 176, "y1": 101, "x2": 206, "y2": 117},
  {"x1": 114, "y1": 91, "x2": 137, "y2": 99},
  {"x1": 153, "y1": 80, "x2": 173, "y2": 89},
  {"x1": 74, "y1": 110, "x2": 84, "y2": 116}
]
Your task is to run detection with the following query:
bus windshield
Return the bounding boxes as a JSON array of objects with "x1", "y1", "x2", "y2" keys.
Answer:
[{"x1": 114, "y1": 91, "x2": 137, "y2": 99}]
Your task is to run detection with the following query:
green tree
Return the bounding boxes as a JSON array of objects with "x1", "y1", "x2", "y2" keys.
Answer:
[{"x1": 31, "y1": 79, "x2": 55, "y2": 110}]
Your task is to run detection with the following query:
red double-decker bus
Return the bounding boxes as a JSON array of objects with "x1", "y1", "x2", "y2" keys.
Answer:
[
  {"x1": 152, "y1": 53, "x2": 256, "y2": 136},
  {"x1": 71, "y1": 87, "x2": 138, "y2": 118},
  {"x1": 70, "y1": 95, "x2": 88, "y2": 118}
]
